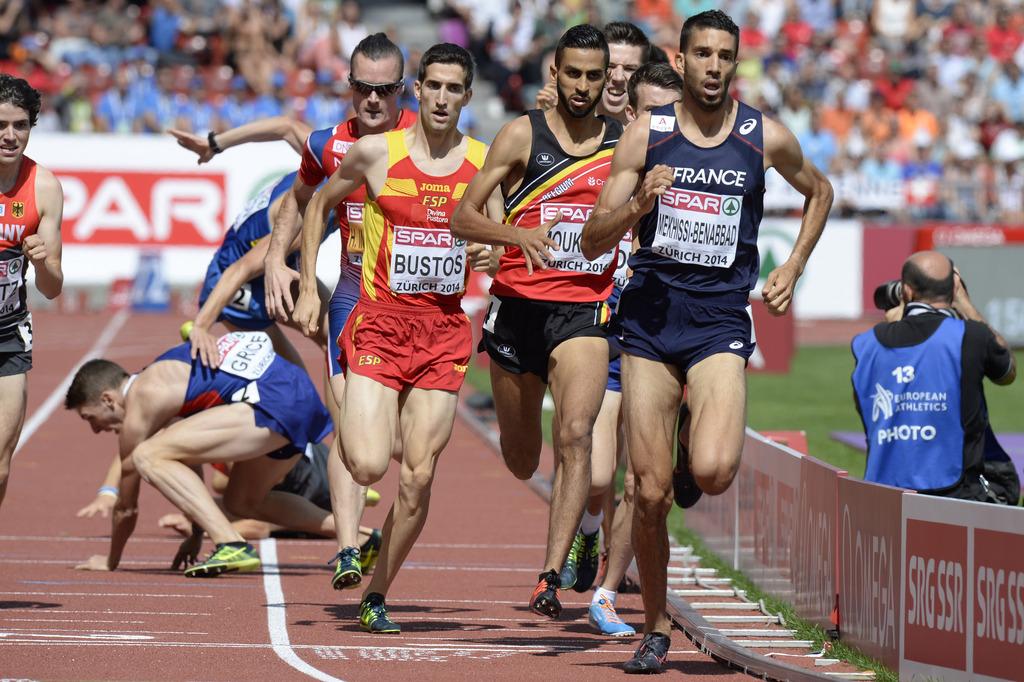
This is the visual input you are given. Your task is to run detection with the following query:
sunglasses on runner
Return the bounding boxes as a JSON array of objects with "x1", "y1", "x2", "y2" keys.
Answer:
[{"x1": 348, "y1": 77, "x2": 404, "y2": 97}]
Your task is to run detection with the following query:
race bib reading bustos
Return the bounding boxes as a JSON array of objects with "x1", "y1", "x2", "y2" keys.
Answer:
[
  {"x1": 216, "y1": 331, "x2": 275, "y2": 380},
  {"x1": 389, "y1": 225, "x2": 466, "y2": 295},
  {"x1": 653, "y1": 188, "x2": 741, "y2": 268},
  {"x1": 541, "y1": 203, "x2": 615, "y2": 274}
]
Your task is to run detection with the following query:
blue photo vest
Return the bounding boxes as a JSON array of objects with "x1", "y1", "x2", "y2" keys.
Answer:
[{"x1": 851, "y1": 317, "x2": 965, "y2": 491}]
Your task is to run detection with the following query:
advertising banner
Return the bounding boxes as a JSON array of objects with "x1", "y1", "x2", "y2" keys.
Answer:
[
  {"x1": 838, "y1": 477, "x2": 904, "y2": 670},
  {"x1": 901, "y1": 494, "x2": 1024, "y2": 681},
  {"x1": 794, "y1": 456, "x2": 846, "y2": 630}
]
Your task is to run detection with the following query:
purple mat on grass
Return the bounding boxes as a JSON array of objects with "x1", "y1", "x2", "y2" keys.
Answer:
[{"x1": 831, "y1": 431, "x2": 1024, "y2": 475}]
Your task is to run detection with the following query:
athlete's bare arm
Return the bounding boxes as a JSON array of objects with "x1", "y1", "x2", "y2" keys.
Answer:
[
  {"x1": 169, "y1": 116, "x2": 313, "y2": 163},
  {"x1": 450, "y1": 117, "x2": 557, "y2": 275},
  {"x1": 264, "y1": 182, "x2": 315, "y2": 321},
  {"x1": 76, "y1": 452, "x2": 122, "y2": 519},
  {"x1": 25, "y1": 166, "x2": 63, "y2": 299},
  {"x1": 293, "y1": 134, "x2": 385, "y2": 336},
  {"x1": 760, "y1": 117, "x2": 833, "y2": 316},
  {"x1": 581, "y1": 114, "x2": 673, "y2": 260}
]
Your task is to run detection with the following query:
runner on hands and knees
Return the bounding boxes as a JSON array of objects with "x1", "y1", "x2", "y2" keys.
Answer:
[
  {"x1": 450, "y1": 25, "x2": 622, "y2": 619},
  {"x1": 0, "y1": 74, "x2": 63, "y2": 509},
  {"x1": 293, "y1": 43, "x2": 499, "y2": 634},
  {"x1": 589, "y1": 62, "x2": 683, "y2": 639},
  {"x1": 66, "y1": 331, "x2": 332, "y2": 576},
  {"x1": 581, "y1": 10, "x2": 833, "y2": 672}
]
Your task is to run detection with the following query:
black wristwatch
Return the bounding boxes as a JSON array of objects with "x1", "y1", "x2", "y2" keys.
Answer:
[{"x1": 207, "y1": 131, "x2": 223, "y2": 154}]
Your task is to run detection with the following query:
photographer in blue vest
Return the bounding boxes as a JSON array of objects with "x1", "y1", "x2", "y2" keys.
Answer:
[{"x1": 852, "y1": 251, "x2": 1017, "y2": 502}]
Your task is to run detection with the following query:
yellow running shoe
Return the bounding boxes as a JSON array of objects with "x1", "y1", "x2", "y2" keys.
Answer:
[
  {"x1": 184, "y1": 542, "x2": 260, "y2": 577},
  {"x1": 365, "y1": 487, "x2": 381, "y2": 507}
]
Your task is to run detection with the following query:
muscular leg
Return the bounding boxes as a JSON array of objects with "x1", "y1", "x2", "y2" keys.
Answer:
[
  {"x1": 588, "y1": 389, "x2": 622, "y2": 513},
  {"x1": 339, "y1": 373, "x2": 399, "y2": 485},
  {"x1": 490, "y1": 363, "x2": 547, "y2": 480},
  {"x1": 622, "y1": 353, "x2": 683, "y2": 636},
  {"x1": 0, "y1": 373, "x2": 27, "y2": 508},
  {"x1": 132, "y1": 403, "x2": 290, "y2": 545},
  {"x1": 544, "y1": 337, "x2": 607, "y2": 574},
  {"x1": 685, "y1": 353, "x2": 746, "y2": 495},
  {"x1": 363, "y1": 387, "x2": 458, "y2": 598},
  {"x1": 222, "y1": 456, "x2": 334, "y2": 536},
  {"x1": 326, "y1": 371, "x2": 366, "y2": 550},
  {"x1": 600, "y1": 455, "x2": 635, "y2": 592}
]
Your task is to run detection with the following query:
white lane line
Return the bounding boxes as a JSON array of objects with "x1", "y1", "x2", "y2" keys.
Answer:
[
  {"x1": 0, "y1": 626, "x2": 208, "y2": 635},
  {"x1": 0, "y1": 609, "x2": 211, "y2": 616},
  {"x1": 2, "y1": 618, "x2": 146, "y2": 624},
  {"x1": 13, "y1": 308, "x2": 129, "y2": 457},
  {"x1": 260, "y1": 538, "x2": 344, "y2": 682},
  {"x1": 0, "y1": 535, "x2": 180, "y2": 543},
  {"x1": 0, "y1": 591, "x2": 213, "y2": 599}
]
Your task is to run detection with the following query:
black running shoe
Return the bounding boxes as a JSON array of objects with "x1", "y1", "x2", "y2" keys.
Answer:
[
  {"x1": 530, "y1": 569, "x2": 562, "y2": 618},
  {"x1": 623, "y1": 632, "x2": 671, "y2": 674},
  {"x1": 573, "y1": 530, "x2": 600, "y2": 593},
  {"x1": 359, "y1": 592, "x2": 400, "y2": 634},
  {"x1": 673, "y1": 403, "x2": 703, "y2": 509}
]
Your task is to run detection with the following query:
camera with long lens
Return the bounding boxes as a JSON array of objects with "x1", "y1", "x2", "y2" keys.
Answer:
[{"x1": 873, "y1": 279, "x2": 902, "y2": 311}]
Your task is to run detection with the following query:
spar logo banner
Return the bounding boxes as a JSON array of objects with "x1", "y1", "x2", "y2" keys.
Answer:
[
  {"x1": 901, "y1": 494, "x2": 1024, "y2": 681},
  {"x1": 58, "y1": 170, "x2": 227, "y2": 245}
]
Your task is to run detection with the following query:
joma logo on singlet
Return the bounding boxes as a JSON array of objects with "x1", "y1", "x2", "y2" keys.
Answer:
[
  {"x1": 420, "y1": 183, "x2": 451, "y2": 193},
  {"x1": 540, "y1": 203, "x2": 592, "y2": 223},
  {"x1": 0, "y1": 224, "x2": 26, "y2": 241}
]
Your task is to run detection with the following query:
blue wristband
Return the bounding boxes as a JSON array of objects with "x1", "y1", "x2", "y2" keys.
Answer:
[{"x1": 98, "y1": 486, "x2": 119, "y2": 498}]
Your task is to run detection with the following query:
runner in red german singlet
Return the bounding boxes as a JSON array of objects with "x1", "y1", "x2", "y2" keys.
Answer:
[
  {"x1": 0, "y1": 74, "x2": 63, "y2": 510},
  {"x1": 293, "y1": 43, "x2": 500, "y2": 635},
  {"x1": 451, "y1": 25, "x2": 621, "y2": 621}
]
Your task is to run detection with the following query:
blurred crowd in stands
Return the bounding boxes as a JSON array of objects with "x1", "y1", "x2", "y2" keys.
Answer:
[{"x1": 2, "y1": 0, "x2": 1023, "y2": 222}]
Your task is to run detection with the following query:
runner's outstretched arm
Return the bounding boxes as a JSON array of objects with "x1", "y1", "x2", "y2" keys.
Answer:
[
  {"x1": 581, "y1": 114, "x2": 672, "y2": 260},
  {"x1": 760, "y1": 117, "x2": 833, "y2": 316},
  {"x1": 188, "y1": 236, "x2": 276, "y2": 367},
  {"x1": 25, "y1": 166, "x2": 63, "y2": 299},
  {"x1": 292, "y1": 135, "x2": 380, "y2": 336},
  {"x1": 169, "y1": 116, "x2": 313, "y2": 163},
  {"x1": 265, "y1": 181, "x2": 316, "y2": 321},
  {"x1": 450, "y1": 117, "x2": 556, "y2": 275}
]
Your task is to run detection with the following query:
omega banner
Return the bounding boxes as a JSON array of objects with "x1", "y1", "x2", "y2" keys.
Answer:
[{"x1": 901, "y1": 494, "x2": 1024, "y2": 681}]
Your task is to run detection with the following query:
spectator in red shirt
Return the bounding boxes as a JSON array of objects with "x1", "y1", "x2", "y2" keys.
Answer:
[{"x1": 985, "y1": 8, "x2": 1023, "y2": 64}]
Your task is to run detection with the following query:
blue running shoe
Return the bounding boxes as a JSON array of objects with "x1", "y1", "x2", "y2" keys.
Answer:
[{"x1": 589, "y1": 597, "x2": 636, "y2": 637}]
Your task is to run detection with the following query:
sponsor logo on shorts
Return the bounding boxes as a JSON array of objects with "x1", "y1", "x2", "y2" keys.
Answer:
[
  {"x1": 536, "y1": 152, "x2": 555, "y2": 167},
  {"x1": 453, "y1": 363, "x2": 468, "y2": 373},
  {"x1": 496, "y1": 343, "x2": 516, "y2": 359},
  {"x1": 729, "y1": 340, "x2": 744, "y2": 350},
  {"x1": 356, "y1": 353, "x2": 382, "y2": 366}
]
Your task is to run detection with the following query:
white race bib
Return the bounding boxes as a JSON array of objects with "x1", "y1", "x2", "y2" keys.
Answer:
[
  {"x1": 389, "y1": 225, "x2": 466, "y2": 295},
  {"x1": 216, "y1": 331, "x2": 275, "y2": 380},
  {"x1": 540, "y1": 203, "x2": 615, "y2": 274},
  {"x1": 612, "y1": 228, "x2": 633, "y2": 289},
  {"x1": 0, "y1": 254, "x2": 25, "y2": 318},
  {"x1": 652, "y1": 188, "x2": 741, "y2": 268}
]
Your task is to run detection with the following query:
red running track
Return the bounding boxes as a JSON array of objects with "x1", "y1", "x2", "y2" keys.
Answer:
[{"x1": 0, "y1": 311, "x2": 746, "y2": 681}]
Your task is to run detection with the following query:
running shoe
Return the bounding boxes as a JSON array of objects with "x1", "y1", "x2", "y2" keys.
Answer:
[
  {"x1": 673, "y1": 403, "x2": 703, "y2": 509},
  {"x1": 530, "y1": 569, "x2": 562, "y2": 619},
  {"x1": 574, "y1": 530, "x2": 601, "y2": 592},
  {"x1": 622, "y1": 632, "x2": 671, "y2": 674},
  {"x1": 559, "y1": 532, "x2": 584, "y2": 589},
  {"x1": 359, "y1": 529, "x2": 382, "y2": 574},
  {"x1": 359, "y1": 592, "x2": 400, "y2": 634},
  {"x1": 329, "y1": 546, "x2": 362, "y2": 590},
  {"x1": 589, "y1": 597, "x2": 636, "y2": 637},
  {"x1": 365, "y1": 487, "x2": 381, "y2": 507},
  {"x1": 183, "y1": 542, "x2": 260, "y2": 577}
]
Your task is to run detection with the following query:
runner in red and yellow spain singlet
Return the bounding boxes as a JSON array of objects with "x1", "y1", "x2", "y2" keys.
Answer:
[
  {"x1": 292, "y1": 43, "x2": 500, "y2": 635},
  {"x1": 0, "y1": 74, "x2": 64, "y2": 510}
]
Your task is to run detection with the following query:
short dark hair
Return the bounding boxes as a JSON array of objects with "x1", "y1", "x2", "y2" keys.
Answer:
[
  {"x1": 418, "y1": 42, "x2": 475, "y2": 88},
  {"x1": 902, "y1": 259, "x2": 954, "y2": 304},
  {"x1": 555, "y1": 24, "x2": 609, "y2": 69},
  {"x1": 627, "y1": 62, "x2": 683, "y2": 110},
  {"x1": 65, "y1": 359, "x2": 129, "y2": 410},
  {"x1": 649, "y1": 44, "x2": 670, "y2": 64},
  {"x1": 603, "y1": 22, "x2": 651, "y2": 63},
  {"x1": 679, "y1": 10, "x2": 740, "y2": 54},
  {"x1": 0, "y1": 74, "x2": 41, "y2": 127},
  {"x1": 351, "y1": 32, "x2": 405, "y2": 80}
]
